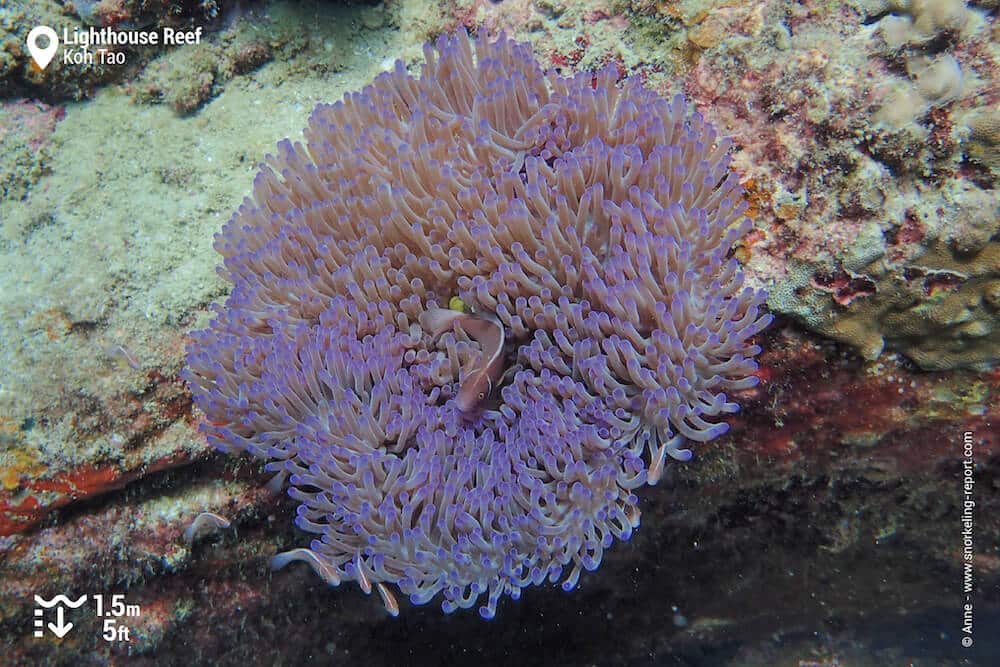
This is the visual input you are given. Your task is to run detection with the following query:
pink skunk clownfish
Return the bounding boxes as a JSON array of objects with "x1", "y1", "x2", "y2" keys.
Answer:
[{"x1": 419, "y1": 307, "x2": 506, "y2": 415}]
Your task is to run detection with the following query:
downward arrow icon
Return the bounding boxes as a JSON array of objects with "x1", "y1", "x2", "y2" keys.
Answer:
[{"x1": 48, "y1": 606, "x2": 72, "y2": 638}]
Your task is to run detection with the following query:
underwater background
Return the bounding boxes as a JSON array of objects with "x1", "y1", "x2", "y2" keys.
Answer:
[{"x1": 0, "y1": 0, "x2": 997, "y2": 665}]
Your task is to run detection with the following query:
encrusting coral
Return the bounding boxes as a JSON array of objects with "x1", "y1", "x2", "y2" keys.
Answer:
[{"x1": 184, "y1": 30, "x2": 771, "y2": 619}]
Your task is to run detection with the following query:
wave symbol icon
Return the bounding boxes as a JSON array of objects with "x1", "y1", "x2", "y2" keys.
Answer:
[
  {"x1": 33, "y1": 594, "x2": 87, "y2": 638},
  {"x1": 34, "y1": 594, "x2": 88, "y2": 608}
]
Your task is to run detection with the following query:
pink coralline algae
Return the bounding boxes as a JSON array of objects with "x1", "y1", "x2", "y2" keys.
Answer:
[{"x1": 184, "y1": 30, "x2": 771, "y2": 619}]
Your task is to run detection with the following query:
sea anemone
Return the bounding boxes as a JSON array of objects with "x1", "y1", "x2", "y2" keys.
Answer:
[{"x1": 184, "y1": 30, "x2": 771, "y2": 619}]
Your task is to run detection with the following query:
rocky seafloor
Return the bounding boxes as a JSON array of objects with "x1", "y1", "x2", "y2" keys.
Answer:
[{"x1": 0, "y1": 0, "x2": 997, "y2": 665}]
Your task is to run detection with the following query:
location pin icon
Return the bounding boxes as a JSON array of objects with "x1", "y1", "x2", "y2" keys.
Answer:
[{"x1": 27, "y1": 26, "x2": 59, "y2": 70}]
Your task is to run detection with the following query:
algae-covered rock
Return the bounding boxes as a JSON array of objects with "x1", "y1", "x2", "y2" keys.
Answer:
[{"x1": 769, "y1": 191, "x2": 1000, "y2": 370}]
